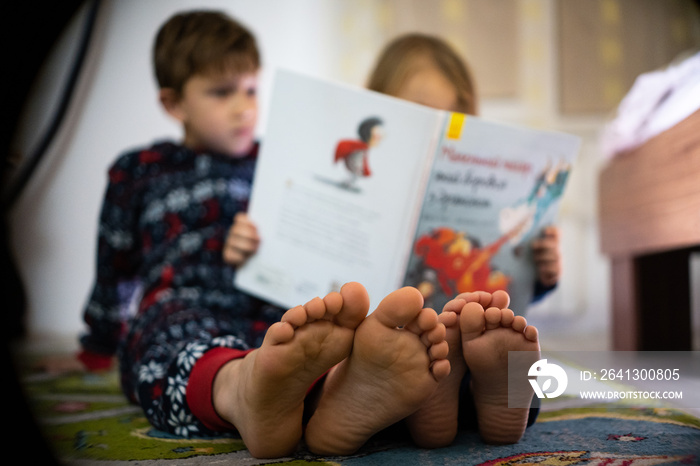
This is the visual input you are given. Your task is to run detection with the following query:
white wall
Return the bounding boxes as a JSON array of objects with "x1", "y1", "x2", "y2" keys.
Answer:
[
  {"x1": 10, "y1": 0, "x2": 339, "y2": 341},
  {"x1": 9, "y1": 0, "x2": 613, "y2": 349}
]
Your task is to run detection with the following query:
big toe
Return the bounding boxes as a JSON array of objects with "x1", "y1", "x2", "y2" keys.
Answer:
[
  {"x1": 372, "y1": 286, "x2": 425, "y2": 328},
  {"x1": 460, "y1": 302, "x2": 486, "y2": 339},
  {"x1": 334, "y1": 282, "x2": 370, "y2": 329}
]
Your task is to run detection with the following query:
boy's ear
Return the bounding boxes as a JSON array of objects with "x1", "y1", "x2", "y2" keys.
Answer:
[{"x1": 159, "y1": 88, "x2": 185, "y2": 121}]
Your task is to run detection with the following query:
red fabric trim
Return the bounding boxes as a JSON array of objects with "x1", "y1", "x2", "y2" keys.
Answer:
[
  {"x1": 77, "y1": 349, "x2": 114, "y2": 371},
  {"x1": 186, "y1": 347, "x2": 333, "y2": 432},
  {"x1": 186, "y1": 347, "x2": 253, "y2": 432}
]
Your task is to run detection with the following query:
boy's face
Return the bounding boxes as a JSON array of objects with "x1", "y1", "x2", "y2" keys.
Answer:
[{"x1": 167, "y1": 69, "x2": 259, "y2": 157}]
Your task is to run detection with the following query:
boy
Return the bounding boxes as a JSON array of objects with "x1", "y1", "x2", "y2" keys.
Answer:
[{"x1": 77, "y1": 10, "x2": 455, "y2": 459}]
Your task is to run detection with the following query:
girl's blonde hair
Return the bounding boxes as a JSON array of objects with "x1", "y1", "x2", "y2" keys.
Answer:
[{"x1": 366, "y1": 33, "x2": 478, "y2": 115}]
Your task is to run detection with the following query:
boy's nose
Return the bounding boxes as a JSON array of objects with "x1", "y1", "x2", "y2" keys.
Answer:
[{"x1": 231, "y1": 96, "x2": 256, "y2": 121}]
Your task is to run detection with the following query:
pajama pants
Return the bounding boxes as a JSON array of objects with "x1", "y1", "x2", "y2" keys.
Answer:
[{"x1": 118, "y1": 294, "x2": 284, "y2": 437}]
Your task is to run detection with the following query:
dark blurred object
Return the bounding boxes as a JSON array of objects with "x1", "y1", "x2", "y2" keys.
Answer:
[
  {"x1": 2, "y1": 1, "x2": 101, "y2": 208},
  {"x1": 2, "y1": 0, "x2": 99, "y2": 336},
  {"x1": 1, "y1": 215, "x2": 25, "y2": 339},
  {"x1": 2, "y1": 2, "x2": 93, "y2": 464}
]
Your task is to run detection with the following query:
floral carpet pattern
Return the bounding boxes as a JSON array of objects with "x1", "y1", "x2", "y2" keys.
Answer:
[{"x1": 24, "y1": 368, "x2": 700, "y2": 465}]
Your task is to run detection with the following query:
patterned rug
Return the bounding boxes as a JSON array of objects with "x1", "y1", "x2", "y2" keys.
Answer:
[{"x1": 21, "y1": 367, "x2": 700, "y2": 465}]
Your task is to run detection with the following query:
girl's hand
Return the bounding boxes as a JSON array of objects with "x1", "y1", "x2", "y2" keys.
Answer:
[{"x1": 532, "y1": 226, "x2": 561, "y2": 287}]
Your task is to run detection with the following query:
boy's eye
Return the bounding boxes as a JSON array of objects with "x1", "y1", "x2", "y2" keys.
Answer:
[
  {"x1": 206, "y1": 83, "x2": 257, "y2": 98},
  {"x1": 209, "y1": 87, "x2": 234, "y2": 97}
]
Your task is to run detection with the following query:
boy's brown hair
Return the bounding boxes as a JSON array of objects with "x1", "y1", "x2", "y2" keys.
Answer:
[
  {"x1": 153, "y1": 10, "x2": 260, "y2": 94},
  {"x1": 366, "y1": 33, "x2": 478, "y2": 115}
]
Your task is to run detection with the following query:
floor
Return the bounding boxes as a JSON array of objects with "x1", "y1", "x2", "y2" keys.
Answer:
[
  {"x1": 531, "y1": 315, "x2": 700, "y2": 420},
  {"x1": 16, "y1": 311, "x2": 700, "y2": 421}
]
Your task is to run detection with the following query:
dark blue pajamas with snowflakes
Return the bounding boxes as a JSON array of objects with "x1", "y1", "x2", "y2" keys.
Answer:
[{"x1": 80, "y1": 141, "x2": 283, "y2": 437}]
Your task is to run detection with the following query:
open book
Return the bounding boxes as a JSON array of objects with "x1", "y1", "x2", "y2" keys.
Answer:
[{"x1": 235, "y1": 69, "x2": 580, "y2": 314}]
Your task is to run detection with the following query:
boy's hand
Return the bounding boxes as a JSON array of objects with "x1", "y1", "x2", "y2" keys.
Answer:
[
  {"x1": 223, "y1": 212, "x2": 260, "y2": 267},
  {"x1": 532, "y1": 226, "x2": 561, "y2": 287}
]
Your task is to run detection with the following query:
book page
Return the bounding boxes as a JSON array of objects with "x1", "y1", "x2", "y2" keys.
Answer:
[
  {"x1": 236, "y1": 70, "x2": 443, "y2": 311},
  {"x1": 403, "y1": 114, "x2": 580, "y2": 314}
]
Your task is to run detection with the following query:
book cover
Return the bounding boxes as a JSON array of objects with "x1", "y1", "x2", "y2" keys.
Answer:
[
  {"x1": 235, "y1": 69, "x2": 580, "y2": 314},
  {"x1": 403, "y1": 114, "x2": 578, "y2": 313}
]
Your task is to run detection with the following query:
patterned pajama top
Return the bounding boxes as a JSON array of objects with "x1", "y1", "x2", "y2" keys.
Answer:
[{"x1": 80, "y1": 141, "x2": 283, "y2": 437}]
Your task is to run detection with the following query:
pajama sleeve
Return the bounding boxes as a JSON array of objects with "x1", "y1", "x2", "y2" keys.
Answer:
[{"x1": 79, "y1": 155, "x2": 142, "y2": 368}]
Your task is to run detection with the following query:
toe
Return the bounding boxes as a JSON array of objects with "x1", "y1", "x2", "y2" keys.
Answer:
[
  {"x1": 322, "y1": 291, "x2": 343, "y2": 316},
  {"x1": 512, "y1": 316, "x2": 528, "y2": 333},
  {"x1": 458, "y1": 291, "x2": 492, "y2": 308},
  {"x1": 491, "y1": 290, "x2": 511, "y2": 309},
  {"x1": 438, "y1": 310, "x2": 459, "y2": 328},
  {"x1": 281, "y1": 305, "x2": 308, "y2": 328},
  {"x1": 406, "y1": 307, "x2": 439, "y2": 336},
  {"x1": 442, "y1": 298, "x2": 466, "y2": 314},
  {"x1": 429, "y1": 340, "x2": 449, "y2": 360},
  {"x1": 336, "y1": 282, "x2": 370, "y2": 329},
  {"x1": 524, "y1": 325, "x2": 539, "y2": 342},
  {"x1": 305, "y1": 297, "x2": 327, "y2": 321},
  {"x1": 420, "y1": 320, "x2": 446, "y2": 348},
  {"x1": 262, "y1": 321, "x2": 295, "y2": 345},
  {"x1": 460, "y1": 302, "x2": 486, "y2": 339},
  {"x1": 372, "y1": 286, "x2": 424, "y2": 328},
  {"x1": 430, "y1": 359, "x2": 451, "y2": 381},
  {"x1": 500, "y1": 308, "x2": 515, "y2": 327},
  {"x1": 484, "y1": 307, "x2": 502, "y2": 330}
]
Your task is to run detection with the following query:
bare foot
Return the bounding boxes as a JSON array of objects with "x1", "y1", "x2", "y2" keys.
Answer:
[
  {"x1": 211, "y1": 282, "x2": 369, "y2": 458},
  {"x1": 461, "y1": 294, "x2": 539, "y2": 444},
  {"x1": 405, "y1": 290, "x2": 510, "y2": 448},
  {"x1": 304, "y1": 287, "x2": 450, "y2": 456}
]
